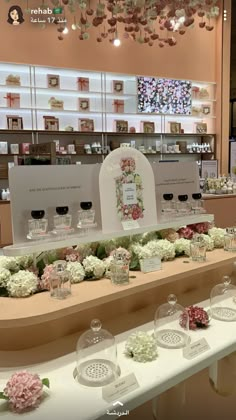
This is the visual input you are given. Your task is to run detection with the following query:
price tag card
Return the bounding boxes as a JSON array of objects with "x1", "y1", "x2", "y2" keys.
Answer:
[
  {"x1": 140, "y1": 256, "x2": 162, "y2": 273},
  {"x1": 122, "y1": 220, "x2": 139, "y2": 230},
  {"x1": 183, "y1": 338, "x2": 210, "y2": 360},
  {"x1": 102, "y1": 373, "x2": 139, "y2": 403}
]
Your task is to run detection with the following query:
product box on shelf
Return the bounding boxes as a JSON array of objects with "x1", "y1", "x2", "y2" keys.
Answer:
[
  {"x1": 0, "y1": 142, "x2": 8, "y2": 154},
  {"x1": 77, "y1": 77, "x2": 89, "y2": 92},
  {"x1": 140, "y1": 121, "x2": 155, "y2": 133},
  {"x1": 114, "y1": 120, "x2": 128, "y2": 133},
  {"x1": 113, "y1": 100, "x2": 124, "y2": 113},
  {"x1": 10, "y1": 144, "x2": 19, "y2": 154},
  {"x1": 6, "y1": 115, "x2": 23, "y2": 130},
  {"x1": 113, "y1": 80, "x2": 124, "y2": 94},
  {"x1": 5, "y1": 74, "x2": 21, "y2": 86},
  {"x1": 78, "y1": 118, "x2": 94, "y2": 132},
  {"x1": 4, "y1": 93, "x2": 20, "y2": 108},
  {"x1": 169, "y1": 121, "x2": 181, "y2": 134},
  {"x1": 53, "y1": 140, "x2": 60, "y2": 152},
  {"x1": 78, "y1": 98, "x2": 90, "y2": 112},
  {"x1": 195, "y1": 122, "x2": 207, "y2": 134},
  {"x1": 43, "y1": 116, "x2": 59, "y2": 131},
  {"x1": 20, "y1": 143, "x2": 30, "y2": 154},
  {"x1": 67, "y1": 144, "x2": 76, "y2": 154},
  {"x1": 48, "y1": 97, "x2": 64, "y2": 110},
  {"x1": 74, "y1": 139, "x2": 85, "y2": 154},
  {"x1": 47, "y1": 74, "x2": 60, "y2": 89}
]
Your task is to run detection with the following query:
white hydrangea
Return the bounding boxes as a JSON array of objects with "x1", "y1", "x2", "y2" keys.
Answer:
[
  {"x1": 125, "y1": 331, "x2": 158, "y2": 362},
  {"x1": 66, "y1": 261, "x2": 85, "y2": 283},
  {"x1": 7, "y1": 270, "x2": 38, "y2": 297},
  {"x1": 155, "y1": 240, "x2": 176, "y2": 261},
  {"x1": 197, "y1": 234, "x2": 214, "y2": 251},
  {"x1": 15, "y1": 255, "x2": 34, "y2": 269},
  {"x1": 103, "y1": 255, "x2": 114, "y2": 278},
  {"x1": 208, "y1": 227, "x2": 225, "y2": 248},
  {"x1": 139, "y1": 231, "x2": 158, "y2": 245},
  {"x1": 82, "y1": 255, "x2": 106, "y2": 279},
  {"x1": 0, "y1": 268, "x2": 11, "y2": 288},
  {"x1": 130, "y1": 240, "x2": 175, "y2": 261},
  {"x1": 0, "y1": 256, "x2": 18, "y2": 272},
  {"x1": 174, "y1": 238, "x2": 191, "y2": 257}
]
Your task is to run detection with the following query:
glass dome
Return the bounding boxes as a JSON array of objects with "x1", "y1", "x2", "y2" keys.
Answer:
[
  {"x1": 154, "y1": 294, "x2": 190, "y2": 349},
  {"x1": 75, "y1": 319, "x2": 120, "y2": 387},
  {"x1": 210, "y1": 276, "x2": 236, "y2": 321}
]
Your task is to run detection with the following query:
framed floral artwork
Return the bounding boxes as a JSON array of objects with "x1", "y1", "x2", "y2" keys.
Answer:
[
  {"x1": 113, "y1": 80, "x2": 124, "y2": 94},
  {"x1": 115, "y1": 157, "x2": 144, "y2": 221},
  {"x1": 78, "y1": 118, "x2": 94, "y2": 132},
  {"x1": 7, "y1": 115, "x2": 23, "y2": 130},
  {"x1": 43, "y1": 116, "x2": 59, "y2": 131},
  {"x1": 140, "y1": 121, "x2": 155, "y2": 133},
  {"x1": 79, "y1": 98, "x2": 90, "y2": 112},
  {"x1": 195, "y1": 122, "x2": 207, "y2": 134}
]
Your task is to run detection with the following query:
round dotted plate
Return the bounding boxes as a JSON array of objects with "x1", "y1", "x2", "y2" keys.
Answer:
[
  {"x1": 76, "y1": 359, "x2": 118, "y2": 387},
  {"x1": 156, "y1": 329, "x2": 189, "y2": 349},
  {"x1": 211, "y1": 307, "x2": 236, "y2": 322}
]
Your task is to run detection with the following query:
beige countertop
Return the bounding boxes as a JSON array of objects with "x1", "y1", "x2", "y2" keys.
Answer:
[
  {"x1": 203, "y1": 194, "x2": 236, "y2": 200},
  {"x1": 1, "y1": 249, "x2": 236, "y2": 328}
]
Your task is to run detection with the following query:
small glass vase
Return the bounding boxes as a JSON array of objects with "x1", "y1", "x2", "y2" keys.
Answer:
[
  {"x1": 110, "y1": 250, "x2": 130, "y2": 286},
  {"x1": 49, "y1": 260, "x2": 71, "y2": 299},
  {"x1": 190, "y1": 236, "x2": 206, "y2": 262},
  {"x1": 224, "y1": 228, "x2": 236, "y2": 252}
]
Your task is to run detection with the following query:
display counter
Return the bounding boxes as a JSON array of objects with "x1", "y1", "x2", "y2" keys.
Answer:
[
  {"x1": 1, "y1": 249, "x2": 236, "y2": 352},
  {"x1": 203, "y1": 194, "x2": 236, "y2": 228}
]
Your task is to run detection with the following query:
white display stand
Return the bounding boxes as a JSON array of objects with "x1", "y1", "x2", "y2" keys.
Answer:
[
  {"x1": 0, "y1": 296, "x2": 236, "y2": 420},
  {"x1": 9, "y1": 165, "x2": 101, "y2": 243},
  {"x1": 99, "y1": 148, "x2": 157, "y2": 233}
]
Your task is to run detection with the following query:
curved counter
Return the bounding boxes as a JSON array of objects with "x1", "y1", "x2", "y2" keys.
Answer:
[{"x1": 1, "y1": 250, "x2": 236, "y2": 351}]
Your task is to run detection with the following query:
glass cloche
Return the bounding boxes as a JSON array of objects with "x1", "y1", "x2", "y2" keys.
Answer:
[
  {"x1": 154, "y1": 294, "x2": 190, "y2": 349},
  {"x1": 210, "y1": 276, "x2": 236, "y2": 321},
  {"x1": 75, "y1": 319, "x2": 120, "y2": 387}
]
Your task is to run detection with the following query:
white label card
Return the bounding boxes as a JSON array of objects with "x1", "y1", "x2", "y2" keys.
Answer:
[
  {"x1": 140, "y1": 256, "x2": 162, "y2": 273},
  {"x1": 102, "y1": 373, "x2": 139, "y2": 403},
  {"x1": 122, "y1": 220, "x2": 139, "y2": 230},
  {"x1": 183, "y1": 338, "x2": 210, "y2": 360},
  {"x1": 122, "y1": 183, "x2": 137, "y2": 205}
]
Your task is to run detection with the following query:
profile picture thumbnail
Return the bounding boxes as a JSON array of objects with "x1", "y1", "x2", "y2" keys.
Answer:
[{"x1": 7, "y1": 5, "x2": 24, "y2": 25}]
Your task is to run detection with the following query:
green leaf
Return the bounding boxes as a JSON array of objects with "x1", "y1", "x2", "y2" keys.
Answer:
[
  {"x1": 42, "y1": 378, "x2": 50, "y2": 388},
  {"x1": 0, "y1": 392, "x2": 8, "y2": 400},
  {"x1": 0, "y1": 287, "x2": 9, "y2": 297},
  {"x1": 96, "y1": 245, "x2": 106, "y2": 260},
  {"x1": 37, "y1": 259, "x2": 46, "y2": 278}
]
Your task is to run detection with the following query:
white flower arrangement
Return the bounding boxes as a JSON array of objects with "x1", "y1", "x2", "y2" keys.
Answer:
[
  {"x1": 66, "y1": 261, "x2": 85, "y2": 283},
  {"x1": 208, "y1": 227, "x2": 225, "y2": 248},
  {"x1": 0, "y1": 268, "x2": 11, "y2": 288},
  {"x1": 125, "y1": 331, "x2": 158, "y2": 362},
  {"x1": 0, "y1": 256, "x2": 18, "y2": 272},
  {"x1": 103, "y1": 256, "x2": 114, "y2": 278},
  {"x1": 130, "y1": 240, "x2": 175, "y2": 261},
  {"x1": 15, "y1": 255, "x2": 34, "y2": 269},
  {"x1": 174, "y1": 238, "x2": 191, "y2": 256},
  {"x1": 7, "y1": 271, "x2": 38, "y2": 298},
  {"x1": 82, "y1": 255, "x2": 106, "y2": 279},
  {"x1": 196, "y1": 234, "x2": 214, "y2": 251}
]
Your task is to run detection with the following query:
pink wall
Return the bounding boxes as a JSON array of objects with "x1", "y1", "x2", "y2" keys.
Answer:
[{"x1": 1, "y1": 1, "x2": 219, "y2": 82}]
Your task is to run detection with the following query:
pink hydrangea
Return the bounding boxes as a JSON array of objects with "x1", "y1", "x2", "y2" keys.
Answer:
[
  {"x1": 39, "y1": 264, "x2": 54, "y2": 291},
  {"x1": 180, "y1": 305, "x2": 209, "y2": 330},
  {"x1": 3, "y1": 371, "x2": 43, "y2": 413},
  {"x1": 177, "y1": 226, "x2": 194, "y2": 239},
  {"x1": 189, "y1": 222, "x2": 210, "y2": 234},
  {"x1": 61, "y1": 247, "x2": 81, "y2": 262}
]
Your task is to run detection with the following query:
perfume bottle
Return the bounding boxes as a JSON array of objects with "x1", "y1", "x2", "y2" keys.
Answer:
[
  {"x1": 224, "y1": 227, "x2": 236, "y2": 252},
  {"x1": 161, "y1": 194, "x2": 175, "y2": 218},
  {"x1": 53, "y1": 206, "x2": 74, "y2": 235},
  {"x1": 27, "y1": 210, "x2": 48, "y2": 240},
  {"x1": 190, "y1": 236, "x2": 206, "y2": 262},
  {"x1": 49, "y1": 260, "x2": 71, "y2": 299},
  {"x1": 191, "y1": 193, "x2": 205, "y2": 214},
  {"x1": 77, "y1": 202, "x2": 96, "y2": 228},
  {"x1": 110, "y1": 249, "x2": 130, "y2": 286},
  {"x1": 177, "y1": 195, "x2": 190, "y2": 215}
]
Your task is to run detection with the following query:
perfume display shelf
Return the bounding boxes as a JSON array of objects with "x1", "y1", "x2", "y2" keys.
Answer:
[
  {"x1": 1, "y1": 293, "x2": 236, "y2": 420},
  {"x1": 3, "y1": 213, "x2": 214, "y2": 257}
]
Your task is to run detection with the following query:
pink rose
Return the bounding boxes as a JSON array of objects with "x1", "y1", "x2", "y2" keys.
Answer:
[{"x1": 177, "y1": 226, "x2": 194, "y2": 239}]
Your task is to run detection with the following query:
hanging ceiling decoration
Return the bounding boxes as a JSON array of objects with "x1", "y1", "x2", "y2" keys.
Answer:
[{"x1": 12, "y1": 0, "x2": 221, "y2": 47}]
